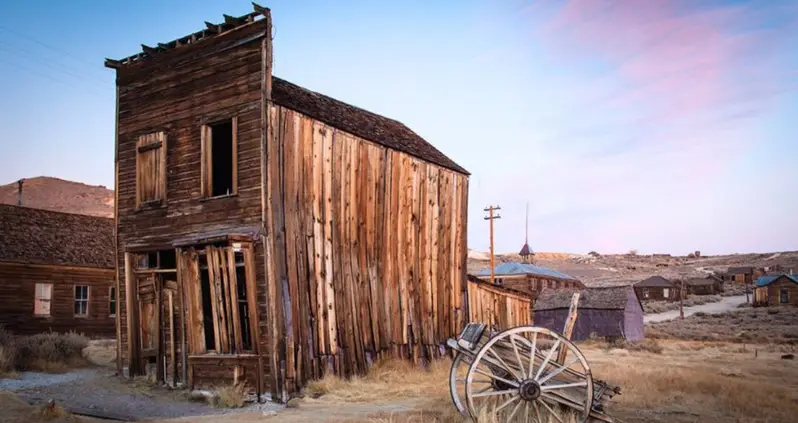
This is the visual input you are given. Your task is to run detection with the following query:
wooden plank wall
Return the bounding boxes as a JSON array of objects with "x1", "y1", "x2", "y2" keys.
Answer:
[
  {"x1": 267, "y1": 105, "x2": 469, "y2": 394},
  {"x1": 466, "y1": 279, "x2": 533, "y2": 331},
  {"x1": 114, "y1": 21, "x2": 269, "y2": 373},
  {"x1": 0, "y1": 261, "x2": 116, "y2": 337}
]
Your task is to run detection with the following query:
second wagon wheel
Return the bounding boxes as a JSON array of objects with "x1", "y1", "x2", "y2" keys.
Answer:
[
  {"x1": 464, "y1": 326, "x2": 594, "y2": 422},
  {"x1": 449, "y1": 351, "x2": 476, "y2": 415}
]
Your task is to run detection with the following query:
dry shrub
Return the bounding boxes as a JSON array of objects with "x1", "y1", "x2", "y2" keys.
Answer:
[
  {"x1": 209, "y1": 383, "x2": 249, "y2": 408},
  {"x1": 307, "y1": 358, "x2": 452, "y2": 403},
  {"x1": 648, "y1": 308, "x2": 798, "y2": 344},
  {"x1": 15, "y1": 331, "x2": 89, "y2": 373},
  {"x1": 602, "y1": 337, "x2": 663, "y2": 354}
]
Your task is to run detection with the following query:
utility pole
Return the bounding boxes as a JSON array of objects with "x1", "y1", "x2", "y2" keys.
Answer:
[
  {"x1": 484, "y1": 205, "x2": 501, "y2": 284},
  {"x1": 679, "y1": 279, "x2": 685, "y2": 319}
]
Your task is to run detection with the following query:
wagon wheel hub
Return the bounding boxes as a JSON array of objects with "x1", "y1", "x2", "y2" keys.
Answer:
[{"x1": 519, "y1": 379, "x2": 542, "y2": 401}]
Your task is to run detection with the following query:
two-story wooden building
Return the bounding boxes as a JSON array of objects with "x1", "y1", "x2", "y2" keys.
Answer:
[
  {"x1": 0, "y1": 205, "x2": 115, "y2": 337},
  {"x1": 105, "y1": 4, "x2": 469, "y2": 402},
  {"x1": 475, "y1": 262, "x2": 585, "y2": 300}
]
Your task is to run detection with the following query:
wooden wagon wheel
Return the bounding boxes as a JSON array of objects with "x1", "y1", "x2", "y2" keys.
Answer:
[
  {"x1": 449, "y1": 352, "x2": 474, "y2": 415},
  {"x1": 464, "y1": 326, "x2": 594, "y2": 423}
]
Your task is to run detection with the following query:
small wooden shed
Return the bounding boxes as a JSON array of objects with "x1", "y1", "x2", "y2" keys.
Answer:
[
  {"x1": 465, "y1": 275, "x2": 533, "y2": 331},
  {"x1": 533, "y1": 286, "x2": 644, "y2": 342},
  {"x1": 753, "y1": 274, "x2": 798, "y2": 307},
  {"x1": 634, "y1": 276, "x2": 680, "y2": 301},
  {"x1": 684, "y1": 275, "x2": 724, "y2": 296},
  {"x1": 0, "y1": 205, "x2": 116, "y2": 337}
]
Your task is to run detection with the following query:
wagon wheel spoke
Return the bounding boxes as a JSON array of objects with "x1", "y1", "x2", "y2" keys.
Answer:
[
  {"x1": 537, "y1": 357, "x2": 580, "y2": 385},
  {"x1": 463, "y1": 326, "x2": 594, "y2": 423},
  {"x1": 537, "y1": 398, "x2": 566, "y2": 423}
]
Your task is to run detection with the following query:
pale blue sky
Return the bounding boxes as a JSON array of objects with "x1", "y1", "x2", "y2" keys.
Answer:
[{"x1": 1, "y1": 0, "x2": 796, "y2": 255}]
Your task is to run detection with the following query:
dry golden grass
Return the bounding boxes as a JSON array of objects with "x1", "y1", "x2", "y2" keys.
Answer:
[
  {"x1": 0, "y1": 392, "x2": 85, "y2": 423},
  {"x1": 210, "y1": 383, "x2": 250, "y2": 408}
]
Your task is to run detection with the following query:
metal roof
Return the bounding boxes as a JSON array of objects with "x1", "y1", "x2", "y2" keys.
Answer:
[
  {"x1": 476, "y1": 261, "x2": 578, "y2": 281},
  {"x1": 756, "y1": 274, "x2": 798, "y2": 287}
]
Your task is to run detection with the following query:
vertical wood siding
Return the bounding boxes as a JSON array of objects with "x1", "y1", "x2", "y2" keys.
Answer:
[
  {"x1": 266, "y1": 106, "x2": 469, "y2": 394},
  {"x1": 0, "y1": 262, "x2": 116, "y2": 337},
  {"x1": 465, "y1": 279, "x2": 533, "y2": 330},
  {"x1": 114, "y1": 21, "x2": 268, "y2": 373}
]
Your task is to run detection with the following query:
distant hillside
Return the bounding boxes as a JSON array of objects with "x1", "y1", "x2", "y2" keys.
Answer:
[{"x1": 0, "y1": 176, "x2": 114, "y2": 218}]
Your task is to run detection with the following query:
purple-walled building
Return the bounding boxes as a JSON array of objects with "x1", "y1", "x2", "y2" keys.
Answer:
[{"x1": 533, "y1": 285, "x2": 644, "y2": 342}]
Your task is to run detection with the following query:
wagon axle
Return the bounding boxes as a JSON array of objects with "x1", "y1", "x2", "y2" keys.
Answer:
[{"x1": 518, "y1": 379, "x2": 542, "y2": 401}]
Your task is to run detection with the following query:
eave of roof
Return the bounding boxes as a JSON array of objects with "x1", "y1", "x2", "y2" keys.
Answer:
[{"x1": 476, "y1": 262, "x2": 578, "y2": 281}]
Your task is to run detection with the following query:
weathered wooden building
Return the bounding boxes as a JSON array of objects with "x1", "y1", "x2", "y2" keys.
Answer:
[
  {"x1": 723, "y1": 266, "x2": 762, "y2": 284},
  {"x1": 533, "y1": 286, "x2": 644, "y2": 342},
  {"x1": 475, "y1": 262, "x2": 584, "y2": 299},
  {"x1": 634, "y1": 275, "x2": 680, "y2": 301},
  {"x1": 105, "y1": 4, "x2": 469, "y2": 401},
  {"x1": 684, "y1": 275, "x2": 724, "y2": 296},
  {"x1": 0, "y1": 205, "x2": 116, "y2": 337},
  {"x1": 753, "y1": 274, "x2": 798, "y2": 307},
  {"x1": 465, "y1": 275, "x2": 533, "y2": 331}
]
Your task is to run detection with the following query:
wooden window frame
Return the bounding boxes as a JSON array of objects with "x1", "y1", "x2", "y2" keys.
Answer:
[
  {"x1": 780, "y1": 288, "x2": 789, "y2": 304},
  {"x1": 109, "y1": 286, "x2": 117, "y2": 318},
  {"x1": 200, "y1": 117, "x2": 238, "y2": 199},
  {"x1": 135, "y1": 131, "x2": 168, "y2": 209},
  {"x1": 74, "y1": 285, "x2": 90, "y2": 318},
  {"x1": 34, "y1": 283, "x2": 53, "y2": 317}
]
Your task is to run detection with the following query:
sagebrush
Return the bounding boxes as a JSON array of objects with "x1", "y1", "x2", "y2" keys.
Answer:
[{"x1": 0, "y1": 326, "x2": 89, "y2": 374}]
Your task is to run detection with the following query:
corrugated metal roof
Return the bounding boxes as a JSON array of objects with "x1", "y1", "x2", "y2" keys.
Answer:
[
  {"x1": 756, "y1": 274, "x2": 798, "y2": 287},
  {"x1": 476, "y1": 261, "x2": 577, "y2": 280}
]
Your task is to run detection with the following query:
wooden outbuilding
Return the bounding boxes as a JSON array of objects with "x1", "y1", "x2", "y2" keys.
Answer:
[
  {"x1": 634, "y1": 276, "x2": 680, "y2": 301},
  {"x1": 723, "y1": 266, "x2": 762, "y2": 284},
  {"x1": 465, "y1": 275, "x2": 533, "y2": 331},
  {"x1": 104, "y1": 4, "x2": 469, "y2": 401},
  {"x1": 684, "y1": 275, "x2": 724, "y2": 296},
  {"x1": 0, "y1": 205, "x2": 115, "y2": 337},
  {"x1": 753, "y1": 274, "x2": 798, "y2": 307},
  {"x1": 533, "y1": 286, "x2": 644, "y2": 342},
  {"x1": 475, "y1": 262, "x2": 585, "y2": 300}
]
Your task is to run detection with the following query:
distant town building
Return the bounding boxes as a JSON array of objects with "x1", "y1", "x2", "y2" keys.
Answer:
[
  {"x1": 684, "y1": 275, "x2": 724, "y2": 296},
  {"x1": 633, "y1": 276, "x2": 681, "y2": 301},
  {"x1": 723, "y1": 266, "x2": 762, "y2": 284},
  {"x1": 753, "y1": 273, "x2": 798, "y2": 307},
  {"x1": 476, "y1": 262, "x2": 584, "y2": 300}
]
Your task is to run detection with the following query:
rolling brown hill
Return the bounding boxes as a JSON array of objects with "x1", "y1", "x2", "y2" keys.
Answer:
[{"x1": 0, "y1": 176, "x2": 114, "y2": 218}]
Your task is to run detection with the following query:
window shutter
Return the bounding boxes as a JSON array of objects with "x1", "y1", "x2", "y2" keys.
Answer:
[{"x1": 136, "y1": 131, "x2": 167, "y2": 207}]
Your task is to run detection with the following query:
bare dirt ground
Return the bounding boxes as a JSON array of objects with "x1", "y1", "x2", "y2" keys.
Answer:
[
  {"x1": 139, "y1": 340, "x2": 798, "y2": 423},
  {"x1": 467, "y1": 249, "x2": 798, "y2": 287}
]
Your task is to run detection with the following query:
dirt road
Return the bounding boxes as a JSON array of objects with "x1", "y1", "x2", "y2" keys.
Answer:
[{"x1": 644, "y1": 295, "x2": 748, "y2": 323}]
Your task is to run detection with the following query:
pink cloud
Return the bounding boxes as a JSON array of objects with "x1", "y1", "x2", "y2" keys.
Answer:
[{"x1": 529, "y1": 0, "x2": 796, "y2": 138}]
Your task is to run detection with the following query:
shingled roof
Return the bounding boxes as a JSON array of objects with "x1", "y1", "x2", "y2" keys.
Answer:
[
  {"x1": 272, "y1": 77, "x2": 468, "y2": 174},
  {"x1": 534, "y1": 286, "x2": 639, "y2": 311},
  {"x1": 0, "y1": 205, "x2": 114, "y2": 268},
  {"x1": 634, "y1": 275, "x2": 675, "y2": 288}
]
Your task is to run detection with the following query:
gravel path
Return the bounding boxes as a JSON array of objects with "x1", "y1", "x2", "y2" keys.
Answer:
[
  {"x1": 644, "y1": 294, "x2": 748, "y2": 323},
  {"x1": 6, "y1": 366, "x2": 284, "y2": 421}
]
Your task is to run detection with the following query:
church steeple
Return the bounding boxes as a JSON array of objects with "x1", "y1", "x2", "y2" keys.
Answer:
[{"x1": 519, "y1": 202, "x2": 534, "y2": 264}]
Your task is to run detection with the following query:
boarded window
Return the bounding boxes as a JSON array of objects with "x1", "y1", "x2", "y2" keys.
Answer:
[
  {"x1": 109, "y1": 286, "x2": 117, "y2": 317},
  {"x1": 75, "y1": 285, "x2": 90, "y2": 316},
  {"x1": 196, "y1": 246, "x2": 252, "y2": 353},
  {"x1": 136, "y1": 131, "x2": 167, "y2": 207},
  {"x1": 34, "y1": 283, "x2": 52, "y2": 316},
  {"x1": 201, "y1": 117, "x2": 238, "y2": 197}
]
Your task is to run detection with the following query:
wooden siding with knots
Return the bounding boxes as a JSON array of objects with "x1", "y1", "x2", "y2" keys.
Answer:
[
  {"x1": 264, "y1": 105, "x2": 469, "y2": 395},
  {"x1": 466, "y1": 279, "x2": 532, "y2": 331},
  {"x1": 114, "y1": 21, "x2": 268, "y2": 372},
  {"x1": 0, "y1": 261, "x2": 116, "y2": 337}
]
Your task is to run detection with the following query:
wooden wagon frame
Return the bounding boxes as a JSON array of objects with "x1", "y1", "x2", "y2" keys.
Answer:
[{"x1": 445, "y1": 294, "x2": 621, "y2": 422}]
